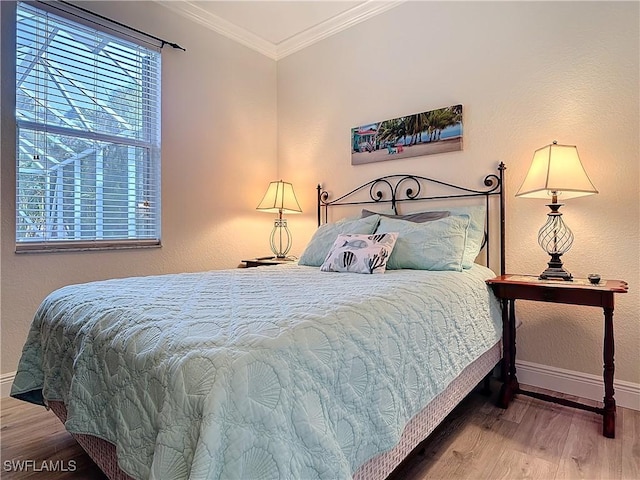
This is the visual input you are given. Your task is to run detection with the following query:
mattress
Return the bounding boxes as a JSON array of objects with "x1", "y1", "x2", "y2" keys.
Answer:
[{"x1": 12, "y1": 264, "x2": 502, "y2": 479}]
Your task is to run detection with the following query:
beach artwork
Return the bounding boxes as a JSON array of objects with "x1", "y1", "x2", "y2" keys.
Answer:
[{"x1": 351, "y1": 104, "x2": 463, "y2": 165}]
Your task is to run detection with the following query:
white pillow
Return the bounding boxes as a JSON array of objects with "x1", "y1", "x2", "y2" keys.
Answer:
[{"x1": 320, "y1": 233, "x2": 398, "y2": 274}]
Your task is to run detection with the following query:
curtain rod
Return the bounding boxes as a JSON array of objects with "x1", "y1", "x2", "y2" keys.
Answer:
[{"x1": 40, "y1": 0, "x2": 186, "y2": 51}]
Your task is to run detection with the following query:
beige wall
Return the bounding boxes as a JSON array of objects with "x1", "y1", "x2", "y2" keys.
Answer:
[
  {"x1": 2, "y1": 1, "x2": 639, "y2": 388},
  {"x1": 277, "y1": 1, "x2": 640, "y2": 383},
  {"x1": 1, "y1": 1, "x2": 278, "y2": 374}
]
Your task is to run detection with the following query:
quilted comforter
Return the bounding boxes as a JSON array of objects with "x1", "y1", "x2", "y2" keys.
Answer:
[{"x1": 11, "y1": 264, "x2": 501, "y2": 480}]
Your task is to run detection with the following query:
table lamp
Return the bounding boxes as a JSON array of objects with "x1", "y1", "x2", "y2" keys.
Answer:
[
  {"x1": 516, "y1": 141, "x2": 598, "y2": 280},
  {"x1": 256, "y1": 180, "x2": 302, "y2": 258}
]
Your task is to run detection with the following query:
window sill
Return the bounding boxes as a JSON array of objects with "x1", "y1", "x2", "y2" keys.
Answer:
[{"x1": 15, "y1": 240, "x2": 161, "y2": 254}]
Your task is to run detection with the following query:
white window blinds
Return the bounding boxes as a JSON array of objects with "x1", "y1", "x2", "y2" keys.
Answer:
[{"x1": 16, "y1": 1, "x2": 161, "y2": 251}]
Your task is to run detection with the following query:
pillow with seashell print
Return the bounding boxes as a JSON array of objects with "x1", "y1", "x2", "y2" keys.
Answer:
[{"x1": 320, "y1": 233, "x2": 398, "y2": 274}]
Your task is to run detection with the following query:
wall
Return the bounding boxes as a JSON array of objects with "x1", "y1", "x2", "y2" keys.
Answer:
[
  {"x1": 277, "y1": 2, "x2": 640, "y2": 384},
  {"x1": 2, "y1": 0, "x2": 639, "y2": 390},
  {"x1": 1, "y1": 1, "x2": 278, "y2": 376}
]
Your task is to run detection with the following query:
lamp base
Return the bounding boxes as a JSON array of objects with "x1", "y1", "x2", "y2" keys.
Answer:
[
  {"x1": 269, "y1": 218, "x2": 292, "y2": 258},
  {"x1": 539, "y1": 253, "x2": 573, "y2": 281}
]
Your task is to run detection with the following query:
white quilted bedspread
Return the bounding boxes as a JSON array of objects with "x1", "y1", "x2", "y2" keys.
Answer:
[{"x1": 11, "y1": 264, "x2": 501, "y2": 480}]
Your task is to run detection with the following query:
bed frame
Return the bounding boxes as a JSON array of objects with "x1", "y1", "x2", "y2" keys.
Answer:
[
  {"x1": 318, "y1": 162, "x2": 506, "y2": 275},
  {"x1": 49, "y1": 163, "x2": 506, "y2": 480}
]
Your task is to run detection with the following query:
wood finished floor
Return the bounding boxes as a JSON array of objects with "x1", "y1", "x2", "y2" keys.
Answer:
[{"x1": 1, "y1": 382, "x2": 638, "y2": 479}]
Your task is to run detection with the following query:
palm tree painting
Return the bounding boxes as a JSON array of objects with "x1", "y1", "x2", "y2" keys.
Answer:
[{"x1": 351, "y1": 104, "x2": 463, "y2": 165}]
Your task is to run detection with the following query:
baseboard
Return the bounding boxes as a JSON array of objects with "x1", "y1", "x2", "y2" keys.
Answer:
[
  {"x1": 1, "y1": 371, "x2": 16, "y2": 398},
  {"x1": 516, "y1": 360, "x2": 640, "y2": 411}
]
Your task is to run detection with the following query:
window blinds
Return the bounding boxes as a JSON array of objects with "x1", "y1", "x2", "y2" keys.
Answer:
[{"x1": 16, "y1": 1, "x2": 161, "y2": 251}]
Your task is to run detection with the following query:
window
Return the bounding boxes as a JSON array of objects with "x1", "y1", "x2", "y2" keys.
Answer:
[{"x1": 15, "y1": 2, "x2": 161, "y2": 251}]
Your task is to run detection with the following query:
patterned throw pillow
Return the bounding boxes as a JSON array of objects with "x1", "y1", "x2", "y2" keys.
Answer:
[{"x1": 320, "y1": 233, "x2": 398, "y2": 274}]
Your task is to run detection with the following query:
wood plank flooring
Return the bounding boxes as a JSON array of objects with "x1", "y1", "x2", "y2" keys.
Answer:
[
  {"x1": 388, "y1": 384, "x2": 640, "y2": 480},
  {"x1": 1, "y1": 382, "x2": 638, "y2": 479},
  {"x1": 1, "y1": 396, "x2": 105, "y2": 479}
]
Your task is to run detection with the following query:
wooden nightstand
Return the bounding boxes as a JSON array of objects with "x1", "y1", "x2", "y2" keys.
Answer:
[
  {"x1": 486, "y1": 274, "x2": 628, "y2": 438},
  {"x1": 241, "y1": 256, "x2": 295, "y2": 268}
]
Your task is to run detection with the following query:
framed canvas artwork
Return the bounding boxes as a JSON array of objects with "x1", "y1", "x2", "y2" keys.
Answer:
[{"x1": 351, "y1": 104, "x2": 463, "y2": 165}]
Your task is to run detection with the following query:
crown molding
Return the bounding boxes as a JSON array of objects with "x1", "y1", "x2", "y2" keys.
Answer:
[
  {"x1": 156, "y1": 1, "x2": 405, "y2": 61},
  {"x1": 158, "y1": 1, "x2": 278, "y2": 59},
  {"x1": 275, "y1": 1, "x2": 405, "y2": 60}
]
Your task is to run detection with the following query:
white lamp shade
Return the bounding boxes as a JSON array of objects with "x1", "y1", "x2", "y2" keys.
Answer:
[
  {"x1": 516, "y1": 142, "x2": 598, "y2": 200},
  {"x1": 256, "y1": 180, "x2": 302, "y2": 214}
]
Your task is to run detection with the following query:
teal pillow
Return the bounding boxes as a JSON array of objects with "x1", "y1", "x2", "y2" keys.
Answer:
[
  {"x1": 447, "y1": 205, "x2": 486, "y2": 268},
  {"x1": 375, "y1": 215, "x2": 470, "y2": 271},
  {"x1": 299, "y1": 215, "x2": 380, "y2": 266}
]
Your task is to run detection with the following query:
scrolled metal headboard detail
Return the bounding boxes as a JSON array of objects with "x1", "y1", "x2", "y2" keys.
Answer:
[{"x1": 317, "y1": 162, "x2": 506, "y2": 274}]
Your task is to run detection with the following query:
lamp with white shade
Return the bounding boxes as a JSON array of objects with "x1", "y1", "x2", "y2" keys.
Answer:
[
  {"x1": 256, "y1": 180, "x2": 302, "y2": 258},
  {"x1": 516, "y1": 141, "x2": 598, "y2": 281}
]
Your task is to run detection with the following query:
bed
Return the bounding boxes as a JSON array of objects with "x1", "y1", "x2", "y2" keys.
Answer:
[{"x1": 11, "y1": 164, "x2": 506, "y2": 480}]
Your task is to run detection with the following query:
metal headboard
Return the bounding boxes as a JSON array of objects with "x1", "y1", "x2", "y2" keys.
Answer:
[{"x1": 316, "y1": 162, "x2": 506, "y2": 275}]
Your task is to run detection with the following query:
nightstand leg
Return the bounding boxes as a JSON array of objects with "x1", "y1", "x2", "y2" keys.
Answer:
[
  {"x1": 499, "y1": 299, "x2": 519, "y2": 408},
  {"x1": 602, "y1": 306, "x2": 616, "y2": 438},
  {"x1": 499, "y1": 298, "x2": 509, "y2": 382}
]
